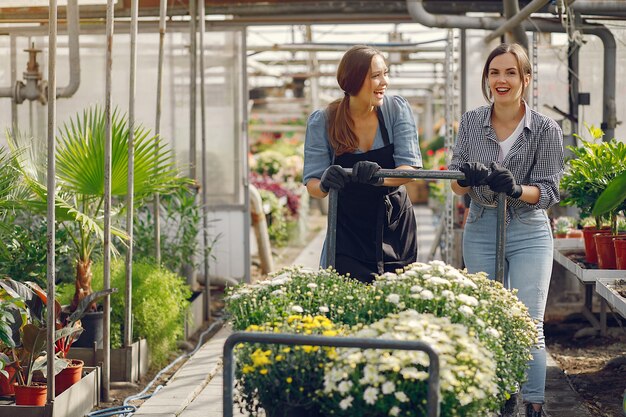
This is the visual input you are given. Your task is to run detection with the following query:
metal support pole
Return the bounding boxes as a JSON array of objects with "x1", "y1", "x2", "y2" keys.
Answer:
[
  {"x1": 102, "y1": 0, "x2": 115, "y2": 402},
  {"x1": 443, "y1": 29, "x2": 455, "y2": 264},
  {"x1": 223, "y1": 332, "x2": 441, "y2": 417},
  {"x1": 46, "y1": 0, "x2": 58, "y2": 404},
  {"x1": 124, "y1": 0, "x2": 138, "y2": 349},
  {"x1": 198, "y1": 0, "x2": 211, "y2": 322},
  {"x1": 153, "y1": 0, "x2": 167, "y2": 264},
  {"x1": 495, "y1": 193, "x2": 507, "y2": 285},
  {"x1": 188, "y1": 0, "x2": 197, "y2": 180}
]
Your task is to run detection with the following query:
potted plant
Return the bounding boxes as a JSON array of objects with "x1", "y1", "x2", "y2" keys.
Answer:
[
  {"x1": 8, "y1": 106, "x2": 188, "y2": 347},
  {"x1": 593, "y1": 171, "x2": 626, "y2": 269},
  {"x1": 553, "y1": 216, "x2": 574, "y2": 238},
  {"x1": 0, "y1": 288, "x2": 25, "y2": 397},
  {"x1": 560, "y1": 125, "x2": 626, "y2": 265},
  {"x1": 0, "y1": 277, "x2": 114, "y2": 398}
]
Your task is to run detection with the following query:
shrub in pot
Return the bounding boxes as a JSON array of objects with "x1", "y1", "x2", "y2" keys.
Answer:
[{"x1": 593, "y1": 171, "x2": 626, "y2": 269}]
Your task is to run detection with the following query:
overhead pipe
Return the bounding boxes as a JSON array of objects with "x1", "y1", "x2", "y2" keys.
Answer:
[
  {"x1": 405, "y1": 0, "x2": 617, "y2": 142},
  {"x1": 567, "y1": 1, "x2": 626, "y2": 14},
  {"x1": 502, "y1": 0, "x2": 529, "y2": 49},
  {"x1": 0, "y1": 0, "x2": 80, "y2": 101},
  {"x1": 485, "y1": 0, "x2": 551, "y2": 46},
  {"x1": 583, "y1": 25, "x2": 616, "y2": 140}
]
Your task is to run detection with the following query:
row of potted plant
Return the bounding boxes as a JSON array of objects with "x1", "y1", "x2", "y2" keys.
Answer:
[
  {"x1": 225, "y1": 261, "x2": 537, "y2": 416},
  {"x1": 559, "y1": 125, "x2": 626, "y2": 269},
  {"x1": 0, "y1": 278, "x2": 112, "y2": 405}
]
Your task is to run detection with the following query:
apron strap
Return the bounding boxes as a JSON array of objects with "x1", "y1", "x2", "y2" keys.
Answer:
[{"x1": 376, "y1": 107, "x2": 391, "y2": 146}]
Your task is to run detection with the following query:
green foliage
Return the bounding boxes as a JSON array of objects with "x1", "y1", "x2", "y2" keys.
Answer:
[
  {"x1": 0, "y1": 214, "x2": 74, "y2": 287},
  {"x1": 560, "y1": 130, "x2": 626, "y2": 231},
  {"x1": 87, "y1": 259, "x2": 191, "y2": 367},
  {"x1": 235, "y1": 316, "x2": 343, "y2": 416},
  {"x1": 258, "y1": 189, "x2": 289, "y2": 247},
  {"x1": 593, "y1": 171, "x2": 626, "y2": 219},
  {"x1": 133, "y1": 185, "x2": 218, "y2": 275}
]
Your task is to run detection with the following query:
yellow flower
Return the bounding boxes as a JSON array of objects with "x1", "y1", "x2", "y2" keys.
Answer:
[
  {"x1": 282, "y1": 347, "x2": 291, "y2": 353},
  {"x1": 275, "y1": 355, "x2": 284, "y2": 362},
  {"x1": 242, "y1": 365, "x2": 255, "y2": 374},
  {"x1": 259, "y1": 369, "x2": 269, "y2": 375},
  {"x1": 250, "y1": 348, "x2": 272, "y2": 367},
  {"x1": 286, "y1": 377, "x2": 293, "y2": 384}
]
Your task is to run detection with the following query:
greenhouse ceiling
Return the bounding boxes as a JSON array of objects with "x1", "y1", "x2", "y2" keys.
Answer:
[{"x1": 0, "y1": 0, "x2": 556, "y2": 23}]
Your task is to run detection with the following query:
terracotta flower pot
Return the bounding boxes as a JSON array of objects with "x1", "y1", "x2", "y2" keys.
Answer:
[
  {"x1": 55, "y1": 359, "x2": 84, "y2": 395},
  {"x1": 566, "y1": 229, "x2": 583, "y2": 239},
  {"x1": 14, "y1": 382, "x2": 47, "y2": 406},
  {"x1": 582, "y1": 226, "x2": 611, "y2": 264},
  {"x1": 614, "y1": 237, "x2": 626, "y2": 270},
  {"x1": 0, "y1": 363, "x2": 17, "y2": 396},
  {"x1": 595, "y1": 233, "x2": 619, "y2": 269}
]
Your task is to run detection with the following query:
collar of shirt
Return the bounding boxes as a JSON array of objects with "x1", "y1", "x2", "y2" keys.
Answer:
[{"x1": 482, "y1": 100, "x2": 534, "y2": 141}]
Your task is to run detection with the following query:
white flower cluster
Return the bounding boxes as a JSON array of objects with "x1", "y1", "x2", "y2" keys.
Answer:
[{"x1": 323, "y1": 309, "x2": 499, "y2": 415}]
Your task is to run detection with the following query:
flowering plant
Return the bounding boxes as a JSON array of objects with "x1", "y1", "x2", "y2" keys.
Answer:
[
  {"x1": 322, "y1": 310, "x2": 499, "y2": 416},
  {"x1": 234, "y1": 315, "x2": 343, "y2": 416},
  {"x1": 370, "y1": 261, "x2": 537, "y2": 404},
  {"x1": 224, "y1": 266, "x2": 374, "y2": 330},
  {"x1": 553, "y1": 216, "x2": 575, "y2": 235}
]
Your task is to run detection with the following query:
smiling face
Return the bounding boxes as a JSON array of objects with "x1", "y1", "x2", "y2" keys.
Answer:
[
  {"x1": 355, "y1": 54, "x2": 388, "y2": 107},
  {"x1": 487, "y1": 52, "x2": 529, "y2": 106}
]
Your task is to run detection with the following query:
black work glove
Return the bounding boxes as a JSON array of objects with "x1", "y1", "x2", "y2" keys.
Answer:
[
  {"x1": 484, "y1": 162, "x2": 523, "y2": 198},
  {"x1": 319, "y1": 165, "x2": 349, "y2": 193},
  {"x1": 457, "y1": 162, "x2": 489, "y2": 187},
  {"x1": 351, "y1": 161, "x2": 384, "y2": 185}
]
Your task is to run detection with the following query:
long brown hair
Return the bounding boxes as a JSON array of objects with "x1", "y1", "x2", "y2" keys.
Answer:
[
  {"x1": 481, "y1": 43, "x2": 532, "y2": 102},
  {"x1": 327, "y1": 45, "x2": 384, "y2": 156}
]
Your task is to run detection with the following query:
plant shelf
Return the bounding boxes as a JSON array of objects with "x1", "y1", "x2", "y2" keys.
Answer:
[
  {"x1": 67, "y1": 339, "x2": 148, "y2": 382},
  {"x1": 553, "y1": 239, "x2": 626, "y2": 283},
  {"x1": 0, "y1": 366, "x2": 99, "y2": 417},
  {"x1": 596, "y1": 278, "x2": 626, "y2": 319}
]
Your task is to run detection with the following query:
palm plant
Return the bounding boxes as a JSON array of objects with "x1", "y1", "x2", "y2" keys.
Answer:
[{"x1": 9, "y1": 106, "x2": 188, "y2": 312}]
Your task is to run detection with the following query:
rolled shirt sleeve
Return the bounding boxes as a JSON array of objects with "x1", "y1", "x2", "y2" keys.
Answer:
[
  {"x1": 303, "y1": 110, "x2": 333, "y2": 185},
  {"x1": 528, "y1": 122, "x2": 564, "y2": 210},
  {"x1": 384, "y1": 95, "x2": 422, "y2": 168}
]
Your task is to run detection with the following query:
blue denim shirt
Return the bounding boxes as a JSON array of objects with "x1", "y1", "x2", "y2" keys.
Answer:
[{"x1": 303, "y1": 94, "x2": 422, "y2": 185}]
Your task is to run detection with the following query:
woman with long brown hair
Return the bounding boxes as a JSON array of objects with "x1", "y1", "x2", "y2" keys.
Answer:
[{"x1": 303, "y1": 45, "x2": 422, "y2": 283}]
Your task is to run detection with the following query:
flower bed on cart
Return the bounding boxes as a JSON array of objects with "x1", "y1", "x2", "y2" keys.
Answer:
[{"x1": 225, "y1": 261, "x2": 537, "y2": 416}]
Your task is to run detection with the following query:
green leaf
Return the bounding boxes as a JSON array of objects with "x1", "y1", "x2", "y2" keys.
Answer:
[{"x1": 592, "y1": 171, "x2": 626, "y2": 217}]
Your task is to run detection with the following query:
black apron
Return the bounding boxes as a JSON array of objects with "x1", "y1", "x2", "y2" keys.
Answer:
[{"x1": 333, "y1": 108, "x2": 418, "y2": 283}]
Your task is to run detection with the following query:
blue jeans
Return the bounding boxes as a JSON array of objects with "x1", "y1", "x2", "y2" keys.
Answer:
[{"x1": 463, "y1": 202, "x2": 553, "y2": 404}]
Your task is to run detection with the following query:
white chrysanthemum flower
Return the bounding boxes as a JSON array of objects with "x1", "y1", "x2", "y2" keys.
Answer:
[
  {"x1": 270, "y1": 289, "x2": 283, "y2": 296},
  {"x1": 394, "y1": 391, "x2": 409, "y2": 403},
  {"x1": 386, "y1": 294, "x2": 400, "y2": 304},
  {"x1": 291, "y1": 305, "x2": 303, "y2": 313},
  {"x1": 458, "y1": 305, "x2": 474, "y2": 316},
  {"x1": 381, "y1": 380, "x2": 395, "y2": 395},
  {"x1": 420, "y1": 289, "x2": 434, "y2": 300},
  {"x1": 307, "y1": 282, "x2": 318, "y2": 289},
  {"x1": 410, "y1": 285, "x2": 423, "y2": 293},
  {"x1": 486, "y1": 327, "x2": 500, "y2": 339},
  {"x1": 363, "y1": 386, "x2": 379, "y2": 405},
  {"x1": 338, "y1": 380, "x2": 353, "y2": 394},
  {"x1": 457, "y1": 293, "x2": 479, "y2": 306},
  {"x1": 339, "y1": 395, "x2": 353, "y2": 410},
  {"x1": 318, "y1": 305, "x2": 329, "y2": 313}
]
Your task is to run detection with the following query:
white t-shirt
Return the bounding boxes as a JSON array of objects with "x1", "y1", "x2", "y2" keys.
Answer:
[{"x1": 498, "y1": 116, "x2": 525, "y2": 163}]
